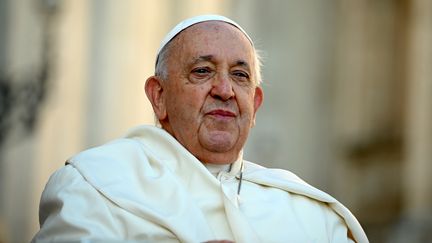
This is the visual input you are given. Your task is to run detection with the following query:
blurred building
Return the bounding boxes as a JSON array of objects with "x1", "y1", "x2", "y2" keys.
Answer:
[{"x1": 0, "y1": 0, "x2": 431, "y2": 242}]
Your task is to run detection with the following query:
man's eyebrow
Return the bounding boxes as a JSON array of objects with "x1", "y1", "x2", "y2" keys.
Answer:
[
  {"x1": 236, "y1": 60, "x2": 251, "y2": 70},
  {"x1": 192, "y1": 55, "x2": 214, "y2": 64},
  {"x1": 190, "y1": 56, "x2": 251, "y2": 70}
]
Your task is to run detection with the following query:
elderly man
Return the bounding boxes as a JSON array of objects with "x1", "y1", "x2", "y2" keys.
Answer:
[{"x1": 33, "y1": 15, "x2": 368, "y2": 243}]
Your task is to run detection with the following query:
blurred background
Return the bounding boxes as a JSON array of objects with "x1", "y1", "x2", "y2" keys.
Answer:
[{"x1": 0, "y1": 0, "x2": 431, "y2": 242}]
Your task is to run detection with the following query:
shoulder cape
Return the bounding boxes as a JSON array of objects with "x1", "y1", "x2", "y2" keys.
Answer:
[{"x1": 68, "y1": 125, "x2": 368, "y2": 243}]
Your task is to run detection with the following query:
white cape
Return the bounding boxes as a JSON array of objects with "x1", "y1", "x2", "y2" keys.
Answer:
[{"x1": 34, "y1": 125, "x2": 368, "y2": 243}]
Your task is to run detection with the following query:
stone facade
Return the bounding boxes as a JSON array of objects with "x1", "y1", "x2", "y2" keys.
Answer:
[{"x1": 0, "y1": 0, "x2": 431, "y2": 242}]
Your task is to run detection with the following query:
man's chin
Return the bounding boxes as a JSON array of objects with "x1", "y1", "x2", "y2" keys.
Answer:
[{"x1": 199, "y1": 130, "x2": 237, "y2": 152}]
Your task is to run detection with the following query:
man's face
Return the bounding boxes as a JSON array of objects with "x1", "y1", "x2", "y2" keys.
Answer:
[{"x1": 157, "y1": 21, "x2": 263, "y2": 164}]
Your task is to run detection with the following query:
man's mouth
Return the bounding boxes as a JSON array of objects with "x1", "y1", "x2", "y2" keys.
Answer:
[{"x1": 206, "y1": 109, "x2": 236, "y2": 119}]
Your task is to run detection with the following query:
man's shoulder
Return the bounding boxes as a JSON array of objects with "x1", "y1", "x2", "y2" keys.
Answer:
[
  {"x1": 242, "y1": 160, "x2": 335, "y2": 203},
  {"x1": 69, "y1": 138, "x2": 143, "y2": 165},
  {"x1": 244, "y1": 161, "x2": 320, "y2": 196},
  {"x1": 65, "y1": 138, "x2": 149, "y2": 187},
  {"x1": 243, "y1": 160, "x2": 368, "y2": 243},
  {"x1": 67, "y1": 125, "x2": 170, "y2": 170},
  {"x1": 66, "y1": 138, "x2": 148, "y2": 173}
]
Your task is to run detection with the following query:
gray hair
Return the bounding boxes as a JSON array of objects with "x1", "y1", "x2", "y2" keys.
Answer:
[{"x1": 155, "y1": 40, "x2": 263, "y2": 85}]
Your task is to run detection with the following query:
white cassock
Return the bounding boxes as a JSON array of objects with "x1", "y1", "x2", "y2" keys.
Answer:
[{"x1": 33, "y1": 125, "x2": 369, "y2": 243}]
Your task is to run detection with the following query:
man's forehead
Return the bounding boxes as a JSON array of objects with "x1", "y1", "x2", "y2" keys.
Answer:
[
  {"x1": 174, "y1": 21, "x2": 250, "y2": 46},
  {"x1": 156, "y1": 15, "x2": 253, "y2": 64}
]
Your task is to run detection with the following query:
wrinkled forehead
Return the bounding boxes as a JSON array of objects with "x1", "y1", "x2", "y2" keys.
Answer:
[
  {"x1": 172, "y1": 21, "x2": 252, "y2": 50},
  {"x1": 156, "y1": 15, "x2": 253, "y2": 66}
]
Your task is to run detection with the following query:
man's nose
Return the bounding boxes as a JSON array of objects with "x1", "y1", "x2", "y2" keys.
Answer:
[{"x1": 210, "y1": 73, "x2": 235, "y2": 101}]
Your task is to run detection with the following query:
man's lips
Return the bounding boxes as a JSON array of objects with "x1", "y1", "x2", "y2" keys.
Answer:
[{"x1": 206, "y1": 109, "x2": 236, "y2": 118}]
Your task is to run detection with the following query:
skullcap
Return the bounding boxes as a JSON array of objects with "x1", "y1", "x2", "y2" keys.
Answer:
[{"x1": 156, "y1": 14, "x2": 253, "y2": 66}]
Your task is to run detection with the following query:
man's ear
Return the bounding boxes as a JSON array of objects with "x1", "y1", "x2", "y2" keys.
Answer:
[
  {"x1": 252, "y1": 86, "x2": 264, "y2": 126},
  {"x1": 253, "y1": 86, "x2": 264, "y2": 112},
  {"x1": 145, "y1": 76, "x2": 167, "y2": 121}
]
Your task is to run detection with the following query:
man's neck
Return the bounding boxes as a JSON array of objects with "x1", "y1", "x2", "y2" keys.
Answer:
[{"x1": 204, "y1": 163, "x2": 231, "y2": 177}]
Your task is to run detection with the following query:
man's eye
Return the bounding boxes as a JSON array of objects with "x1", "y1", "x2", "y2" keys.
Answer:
[
  {"x1": 232, "y1": 71, "x2": 249, "y2": 79},
  {"x1": 189, "y1": 67, "x2": 214, "y2": 83},
  {"x1": 192, "y1": 68, "x2": 210, "y2": 74}
]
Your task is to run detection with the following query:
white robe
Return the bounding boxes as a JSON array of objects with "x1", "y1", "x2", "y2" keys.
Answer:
[{"x1": 33, "y1": 125, "x2": 368, "y2": 243}]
